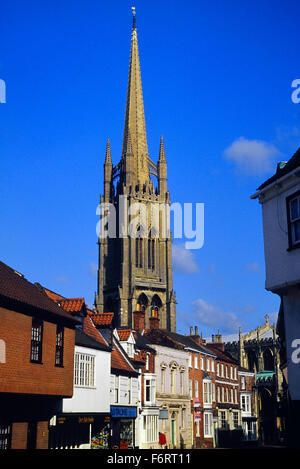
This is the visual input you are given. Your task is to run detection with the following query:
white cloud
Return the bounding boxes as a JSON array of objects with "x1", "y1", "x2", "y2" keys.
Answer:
[
  {"x1": 224, "y1": 137, "x2": 281, "y2": 175},
  {"x1": 192, "y1": 298, "x2": 241, "y2": 333},
  {"x1": 172, "y1": 244, "x2": 199, "y2": 274}
]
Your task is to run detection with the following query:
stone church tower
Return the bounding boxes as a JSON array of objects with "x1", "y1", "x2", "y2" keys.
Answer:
[{"x1": 95, "y1": 11, "x2": 177, "y2": 331}]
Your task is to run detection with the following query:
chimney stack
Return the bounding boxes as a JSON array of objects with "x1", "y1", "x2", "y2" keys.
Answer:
[
  {"x1": 190, "y1": 326, "x2": 206, "y2": 346},
  {"x1": 190, "y1": 326, "x2": 194, "y2": 336},
  {"x1": 133, "y1": 310, "x2": 145, "y2": 333},
  {"x1": 149, "y1": 311, "x2": 160, "y2": 330}
]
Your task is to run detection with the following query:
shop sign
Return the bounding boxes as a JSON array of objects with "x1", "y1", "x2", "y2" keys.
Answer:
[
  {"x1": 78, "y1": 416, "x2": 94, "y2": 424},
  {"x1": 110, "y1": 406, "x2": 137, "y2": 418}
]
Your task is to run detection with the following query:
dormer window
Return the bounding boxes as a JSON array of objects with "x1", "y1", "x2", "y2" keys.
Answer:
[{"x1": 127, "y1": 342, "x2": 134, "y2": 358}]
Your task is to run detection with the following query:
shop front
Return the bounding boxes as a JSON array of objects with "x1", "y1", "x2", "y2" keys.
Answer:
[
  {"x1": 110, "y1": 406, "x2": 137, "y2": 449},
  {"x1": 49, "y1": 413, "x2": 111, "y2": 449}
]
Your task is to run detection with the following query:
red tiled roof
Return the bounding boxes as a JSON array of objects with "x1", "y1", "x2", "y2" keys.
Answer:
[
  {"x1": 111, "y1": 346, "x2": 137, "y2": 375},
  {"x1": 39, "y1": 285, "x2": 65, "y2": 302},
  {"x1": 89, "y1": 312, "x2": 114, "y2": 326},
  {"x1": 59, "y1": 298, "x2": 85, "y2": 313},
  {"x1": 82, "y1": 316, "x2": 109, "y2": 347},
  {"x1": 117, "y1": 329, "x2": 131, "y2": 341},
  {"x1": 0, "y1": 261, "x2": 77, "y2": 323}
]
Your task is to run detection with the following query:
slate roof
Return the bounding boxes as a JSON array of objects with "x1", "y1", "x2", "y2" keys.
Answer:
[
  {"x1": 144, "y1": 329, "x2": 186, "y2": 350},
  {"x1": 134, "y1": 331, "x2": 156, "y2": 353},
  {"x1": 75, "y1": 328, "x2": 110, "y2": 352},
  {"x1": 144, "y1": 329, "x2": 216, "y2": 357},
  {"x1": 258, "y1": 147, "x2": 300, "y2": 191},
  {"x1": 205, "y1": 344, "x2": 238, "y2": 365},
  {"x1": 163, "y1": 330, "x2": 217, "y2": 357},
  {"x1": 0, "y1": 261, "x2": 77, "y2": 323}
]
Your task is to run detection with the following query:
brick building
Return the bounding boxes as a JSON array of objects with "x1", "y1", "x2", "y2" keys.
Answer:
[
  {"x1": 0, "y1": 261, "x2": 78, "y2": 449},
  {"x1": 187, "y1": 327, "x2": 217, "y2": 448},
  {"x1": 206, "y1": 333, "x2": 241, "y2": 447},
  {"x1": 239, "y1": 367, "x2": 257, "y2": 442}
]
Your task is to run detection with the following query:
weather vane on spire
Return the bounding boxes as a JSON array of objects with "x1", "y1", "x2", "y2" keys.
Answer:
[{"x1": 132, "y1": 6, "x2": 136, "y2": 29}]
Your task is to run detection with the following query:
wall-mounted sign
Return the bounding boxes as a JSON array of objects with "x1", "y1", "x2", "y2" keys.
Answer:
[
  {"x1": 110, "y1": 406, "x2": 137, "y2": 418},
  {"x1": 159, "y1": 409, "x2": 169, "y2": 420}
]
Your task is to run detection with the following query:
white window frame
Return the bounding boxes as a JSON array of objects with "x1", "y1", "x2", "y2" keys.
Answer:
[
  {"x1": 241, "y1": 376, "x2": 245, "y2": 390},
  {"x1": 203, "y1": 380, "x2": 212, "y2": 407},
  {"x1": 204, "y1": 412, "x2": 213, "y2": 437},
  {"x1": 195, "y1": 419, "x2": 200, "y2": 437},
  {"x1": 194, "y1": 355, "x2": 198, "y2": 369},
  {"x1": 74, "y1": 352, "x2": 95, "y2": 388},
  {"x1": 145, "y1": 377, "x2": 156, "y2": 405},
  {"x1": 195, "y1": 380, "x2": 199, "y2": 398}
]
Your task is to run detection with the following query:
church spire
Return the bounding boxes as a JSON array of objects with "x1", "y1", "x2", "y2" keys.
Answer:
[{"x1": 121, "y1": 7, "x2": 149, "y2": 185}]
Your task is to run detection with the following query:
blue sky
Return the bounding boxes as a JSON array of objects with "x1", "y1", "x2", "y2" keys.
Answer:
[{"x1": 1, "y1": 0, "x2": 300, "y2": 337}]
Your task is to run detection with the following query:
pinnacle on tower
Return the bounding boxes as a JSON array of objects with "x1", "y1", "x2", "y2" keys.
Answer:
[
  {"x1": 104, "y1": 139, "x2": 112, "y2": 202},
  {"x1": 105, "y1": 138, "x2": 112, "y2": 164},
  {"x1": 159, "y1": 135, "x2": 166, "y2": 161}
]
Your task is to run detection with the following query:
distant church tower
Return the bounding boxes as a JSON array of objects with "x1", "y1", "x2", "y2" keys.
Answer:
[{"x1": 95, "y1": 10, "x2": 177, "y2": 331}]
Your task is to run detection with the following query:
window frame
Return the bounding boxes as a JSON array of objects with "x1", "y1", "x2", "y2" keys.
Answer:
[
  {"x1": 287, "y1": 190, "x2": 300, "y2": 250},
  {"x1": 74, "y1": 352, "x2": 96, "y2": 388},
  {"x1": 0, "y1": 421, "x2": 11, "y2": 449},
  {"x1": 55, "y1": 325, "x2": 64, "y2": 367},
  {"x1": 145, "y1": 377, "x2": 156, "y2": 405},
  {"x1": 204, "y1": 412, "x2": 213, "y2": 437},
  {"x1": 30, "y1": 318, "x2": 43, "y2": 364}
]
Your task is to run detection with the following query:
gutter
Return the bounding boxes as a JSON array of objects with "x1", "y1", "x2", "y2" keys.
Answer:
[{"x1": 250, "y1": 167, "x2": 300, "y2": 200}]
